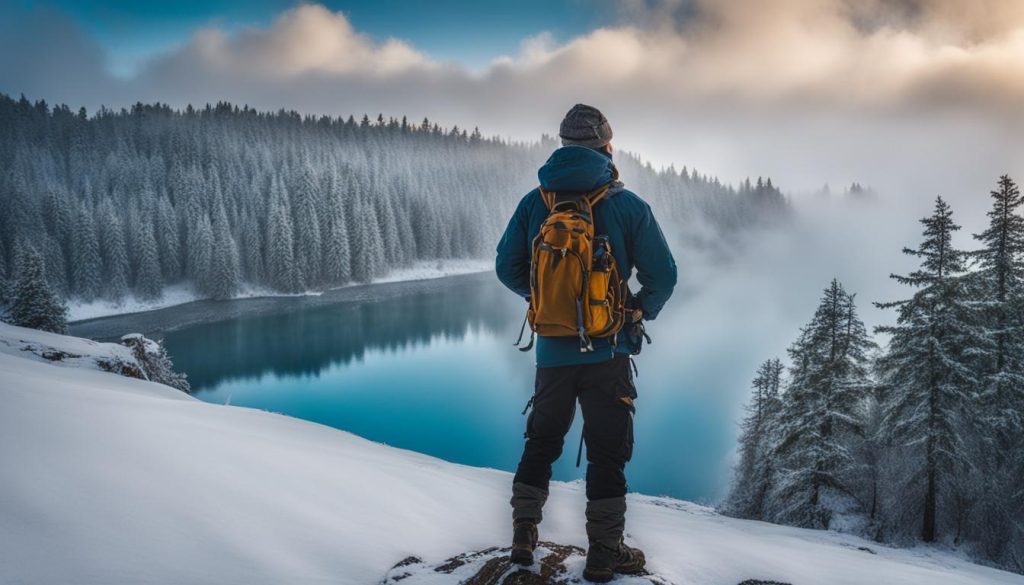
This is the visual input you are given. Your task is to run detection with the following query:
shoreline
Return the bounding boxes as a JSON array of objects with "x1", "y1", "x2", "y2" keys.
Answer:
[
  {"x1": 67, "y1": 260, "x2": 492, "y2": 323},
  {"x1": 68, "y1": 270, "x2": 496, "y2": 341}
]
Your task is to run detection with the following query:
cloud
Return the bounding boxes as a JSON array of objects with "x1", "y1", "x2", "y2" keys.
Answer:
[
  {"x1": 498, "y1": 0, "x2": 1024, "y2": 110},
  {"x1": 1, "y1": 1, "x2": 1022, "y2": 200},
  {"x1": 172, "y1": 4, "x2": 434, "y2": 79}
]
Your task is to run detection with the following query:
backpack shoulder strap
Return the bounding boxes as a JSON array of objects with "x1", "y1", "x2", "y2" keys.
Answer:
[
  {"x1": 539, "y1": 187, "x2": 556, "y2": 211},
  {"x1": 537, "y1": 163, "x2": 620, "y2": 211},
  {"x1": 585, "y1": 183, "x2": 612, "y2": 207},
  {"x1": 538, "y1": 178, "x2": 615, "y2": 212},
  {"x1": 588, "y1": 165, "x2": 619, "y2": 206}
]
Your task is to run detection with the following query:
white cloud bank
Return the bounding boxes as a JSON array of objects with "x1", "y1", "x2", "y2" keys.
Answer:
[
  {"x1": 1, "y1": 0, "x2": 1023, "y2": 202},
  {"x1": 180, "y1": 5, "x2": 433, "y2": 78}
]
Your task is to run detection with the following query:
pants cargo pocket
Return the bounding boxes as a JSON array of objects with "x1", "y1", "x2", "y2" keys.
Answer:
[{"x1": 609, "y1": 355, "x2": 636, "y2": 462}]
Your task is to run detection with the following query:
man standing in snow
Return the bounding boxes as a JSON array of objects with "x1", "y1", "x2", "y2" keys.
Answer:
[{"x1": 495, "y1": 104, "x2": 677, "y2": 582}]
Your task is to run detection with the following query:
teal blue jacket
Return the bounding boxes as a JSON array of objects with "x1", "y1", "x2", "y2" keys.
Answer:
[{"x1": 495, "y1": 146, "x2": 677, "y2": 367}]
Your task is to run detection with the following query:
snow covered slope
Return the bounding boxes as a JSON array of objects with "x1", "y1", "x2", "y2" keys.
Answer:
[
  {"x1": 0, "y1": 323, "x2": 1021, "y2": 585},
  {"x1": 0, "y1": 321, "x2": 146, "y2": 377}
]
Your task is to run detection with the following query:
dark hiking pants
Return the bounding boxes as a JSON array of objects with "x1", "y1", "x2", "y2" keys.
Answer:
[{"x1": 510, "y1": 354, "x2": 636, "y2": 544}]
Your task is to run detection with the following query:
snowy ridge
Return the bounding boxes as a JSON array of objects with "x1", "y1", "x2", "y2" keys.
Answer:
[
  {"x1": 0, "y1": 322, "x2": 139, "y2": 374},
  {"x1": 0, "y1": 323, "x2": 1021, "y2": 585}
]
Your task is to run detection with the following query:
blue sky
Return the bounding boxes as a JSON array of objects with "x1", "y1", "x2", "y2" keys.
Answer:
[{"x1": 18, "y1": 0, "x2": 613, "y2": 76}]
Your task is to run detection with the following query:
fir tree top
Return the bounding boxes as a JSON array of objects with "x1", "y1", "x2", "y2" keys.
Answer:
[{"x1": 973, "y1": 175, "x2": 1024, "y2": 297}]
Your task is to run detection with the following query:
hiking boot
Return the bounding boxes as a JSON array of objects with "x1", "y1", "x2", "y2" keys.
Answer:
[
  {"x1": 583, "y1": 540, "x2": 646, "y2": 583},
  {"x1": 509, "y1": 520, "x2": 539, "y2": 566}
]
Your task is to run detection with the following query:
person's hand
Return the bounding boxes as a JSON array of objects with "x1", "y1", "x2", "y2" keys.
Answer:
[{"x1": 629, "y1": 308, "x2": 644, "y2": 323}]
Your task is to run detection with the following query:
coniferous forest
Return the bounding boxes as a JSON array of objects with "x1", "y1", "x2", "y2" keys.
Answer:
[
  {"x1": 726, "y1": 179, "x2": 1024, "y2": 574},
  {"x1": 0, "y1": 93, "x2": 786, "y2": 311}
]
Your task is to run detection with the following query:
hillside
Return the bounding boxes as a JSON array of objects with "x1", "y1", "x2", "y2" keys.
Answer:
[
  {"x1": 0, "y1": 322, "x2": 1020, "y2": 585},
  {"x1": 0, "y1": 94, "x2": 786, "y2": 309}
]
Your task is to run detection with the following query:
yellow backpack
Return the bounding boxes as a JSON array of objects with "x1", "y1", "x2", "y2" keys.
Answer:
[{"x1": 515, "y1": 177, "x2": 627, "y2": 352}]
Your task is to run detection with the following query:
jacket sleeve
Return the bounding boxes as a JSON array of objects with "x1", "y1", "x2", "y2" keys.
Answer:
[
  {"x1": 495, "y1": 194, "x2": 533, "y2": 299},
  {"x1": 630, "y1": 202, "x2": 677, "y2": 320}
]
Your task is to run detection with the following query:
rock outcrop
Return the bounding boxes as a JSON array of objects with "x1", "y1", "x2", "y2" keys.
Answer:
[{"x1": 381, "y1": 542, "x2": 673, "y2": 585}]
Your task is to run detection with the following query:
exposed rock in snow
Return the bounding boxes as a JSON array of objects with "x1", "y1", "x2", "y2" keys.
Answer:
[
  {"x1": 380, "y1": 542, "x2": 676, "y2": 584},
  {"x1": 0, "y1": 323, "x2": 189, "y2": 391},
  {"x1": 0, "y1": 321, "x2": 144, "y2": 378}
]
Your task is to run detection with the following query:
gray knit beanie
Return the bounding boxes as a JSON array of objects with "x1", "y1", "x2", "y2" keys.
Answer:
[{"x1": 559, "y1": 104, "x2": 612, "y2": 149}]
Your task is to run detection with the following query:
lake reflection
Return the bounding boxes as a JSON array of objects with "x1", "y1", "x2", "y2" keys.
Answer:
[
  {"x1": 164, "y1": 278, "x2": 512, "y2": 390},
  {"x1": 160, "y1": 275, "x2": 736, "y2": 502}
]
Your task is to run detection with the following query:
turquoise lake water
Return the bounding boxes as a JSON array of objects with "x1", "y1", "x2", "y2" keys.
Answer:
[{"x1": 154, "y1": 274, "x2": 740, "y2": 502}]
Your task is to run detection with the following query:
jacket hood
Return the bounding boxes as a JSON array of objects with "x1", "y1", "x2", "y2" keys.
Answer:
[{"x1": 538, "y1": 146, "x2": 620, "y2": 194}]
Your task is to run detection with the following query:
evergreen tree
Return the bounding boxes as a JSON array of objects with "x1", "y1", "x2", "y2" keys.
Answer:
[
  {"x1": 363, "y1": 196, "x2": 386, "y2": 279},
  {"x1": 155, "y1": 194, "x2": 182, "y2": 282},
  {"x1": 240, "y1": 209, "x2": 265, "y2": 285},
  {"x1": 209, "y1": 204, "x2": 241, "y2": 300},
  {"x1": 767, "y1": 279, "x2": 874, "y2": 529},
  {"x1": 292, "y1": 162, "x2": 322, "y2": 287},
  {"x1": 727, "y1": 358, "x2": 784, "y2": 519},
  {"x1": 42, "y1": 187, "x2": 72, "y2": 285},
  {"x1": 0, "y1": 241, "x2": 8, "y2": 305},
  {"x1": 970, "y1": 175, "x2": 1024, "y2": 439},
  {"x1": 323, "y1": 179, "x2": 352, "y2": 285},
  {"x1": 851, "y1": 377, "x2": 886, "y2": 534},
  {"x1": 349, "y1": 189, "x2": 373, "y2": 283},
  {"x1": 98, "y1": 200, "x2": 130, "y2": 303},
  {"x1": 874, "y1": 197, "x2": 988, "y2": 543},
  {"x1": 41, "y1": 233, "x2": 67, "y2": 297},
  {"x1": 377, "y1": 190, "x2": 402, "y2": 265},
  {"x1": 6, "y1": 245, "x2": 68, "y2": 334},
  {"x1": 395, "y1": 197, "x2": 418, "y2": 264},
  {"x1": 966, "y1": 175, "x2": 1024, "y2": 566},
  {"x1": 188, "y1": 214, "x2": 214, "y2": 296},
  {"x1": 266, "y1": 177, "x2": 299, "y2": 292},
  {"x1": 133, "y1": 218, "x2": 164, "y2": 300},
  {"x1": 120, "y1": 334, "x2": 190, "y2": 393},
  {"x1": 71, "y1": 203, "x2": 102, "y2": 301}
]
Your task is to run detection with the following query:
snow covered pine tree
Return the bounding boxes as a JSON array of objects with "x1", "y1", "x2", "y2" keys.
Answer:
[
  {"x1": 120, "y1": 334, "x2": 191, "y2": 393},
  {"x1": 5, "y1": 245, "x2": 68, "y2": 334},
  {"x1": 766, "y1": 279, "x2": 874, "y2": 530},
  {"x1": 874, "y1": 197, "x2": 989, "y2": 544},
  {"x1": 726, "y1": 358, "x2": 784, "y2": 520},
  {"x1": 964, "y1": 176, "x2": 1024, "y2": 566}
]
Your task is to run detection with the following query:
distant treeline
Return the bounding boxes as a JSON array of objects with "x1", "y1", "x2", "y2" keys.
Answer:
[
  {"x1": 726, "y1": 178, "x2": 1024, "y2": 574},
  {"x1": 0, "y1": 93, "x2": 786, "y2": 306}
]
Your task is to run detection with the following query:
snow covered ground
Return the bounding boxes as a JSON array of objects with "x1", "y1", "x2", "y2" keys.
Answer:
[
  {"x1": 1, "y1": 322, "x2": 1021, "y2": 585},
  {"x1": 370, "y1": 259, "x2": 494, "y2": 285},
  {"x1": 67, "y1": 259, "x2": 493, "y2": 322}
]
